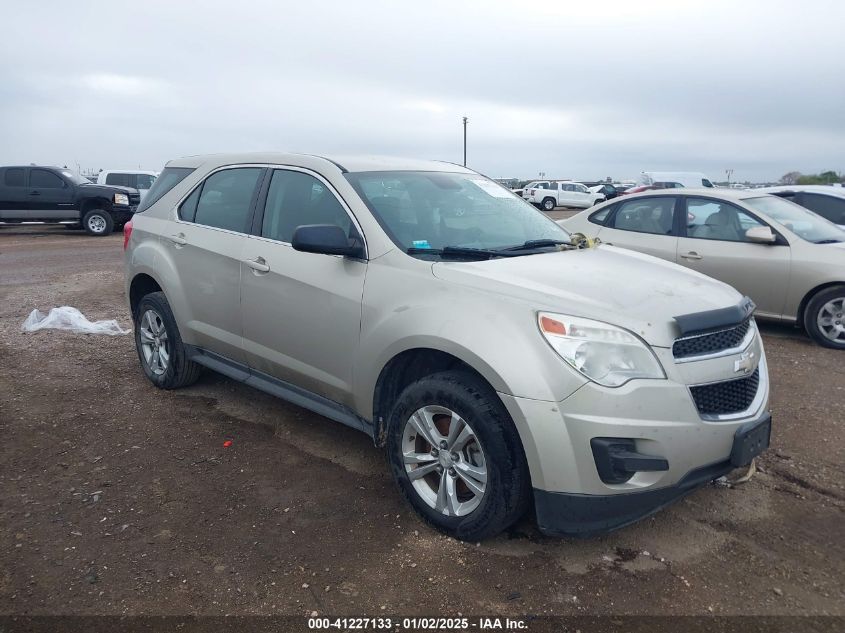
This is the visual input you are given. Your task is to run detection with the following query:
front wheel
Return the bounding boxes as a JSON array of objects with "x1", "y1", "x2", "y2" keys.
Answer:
[
  {"x1": 541, "y1": 197, "x2": 556, "y2": 211},
  {"x1": 387, "y1": 371, "x2": 531, "y2": 541},
  {"x1": 82, "y1": 209, "x2": 114, "y2": 236},
  {"x1": 805, "y1": 285, "x2": 845, "y2": 349}
]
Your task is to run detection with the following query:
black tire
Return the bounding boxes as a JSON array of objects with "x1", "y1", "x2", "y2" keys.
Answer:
[
  {"x1": 386, "y1": 371, "x2": 531, "y2": 541},
  {"x1": 82, "y1": 209, "x2": 114, "y2": 236},
  {"x1": 134, "y1": 291, "x2": 202, "y2": 389},
  {"x1": 541, "y1": 197, "x2": 556, "y2": 211},
  {"x1": 804, "y1": 285, "x2": 845, "y2": 349}
]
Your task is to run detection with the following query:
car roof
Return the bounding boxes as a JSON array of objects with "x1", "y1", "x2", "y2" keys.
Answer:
[
  {"x1": 165, "y1": 152, "x2": 476, "y2": 175},
  {"x1": 619, "y1": 187, "x2": 759, "y2": 201},
  {"x1": 1, "y1": 165, "x2": 63, "y2": 170},
  {"x1": 101, "y1": 169, "x2": 158, "y2": 175},
  {"x1": 754, "y1": 185, "x2": 845, "y2": 199}
]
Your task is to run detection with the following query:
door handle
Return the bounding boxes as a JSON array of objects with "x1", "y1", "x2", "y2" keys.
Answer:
[
  {"x1": 681, "y1": 251, "x2": 703, "y2": 260},
  {"x1": 169, "y1": 233, "x2": 187, "y2": 246},
  {"x1": 245, "y1": 257, "x2": 270, "y2": 273},
  {"x1": 29, "y1": 191, "x2": 40, "y2": 196}
]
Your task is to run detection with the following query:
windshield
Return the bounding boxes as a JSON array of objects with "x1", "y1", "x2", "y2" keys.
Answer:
[
  {"x1": 345, "y1": 171, "x2": 569, "y2": 255},
  {"x1": 743, "y1": 196, "x2": 845, "y2": 243},
  {"x1": 61, "y1": 170, "x2": 92, "y2": 184}
]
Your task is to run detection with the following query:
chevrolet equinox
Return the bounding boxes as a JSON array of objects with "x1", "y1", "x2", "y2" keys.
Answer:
[{"x1": 124, "y1": 153, "x2": 772, "y2": 540}]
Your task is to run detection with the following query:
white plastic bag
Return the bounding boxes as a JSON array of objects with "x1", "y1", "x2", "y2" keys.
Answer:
[{"x1": 21, "y1": 306, "x2": 131, "y2": 336}]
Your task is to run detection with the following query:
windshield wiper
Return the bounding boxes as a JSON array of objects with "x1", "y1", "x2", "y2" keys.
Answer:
[
  {"x1": 407, "y1": 246, "x2": 521, "y2": 260},
  {"x1": 498, "y1": 239, "x2": 571, "y2": 251},
  {"x1": 813, "y1": 238, "x2": 842, "y2": 244}
]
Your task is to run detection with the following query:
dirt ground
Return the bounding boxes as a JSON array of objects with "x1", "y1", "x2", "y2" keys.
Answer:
[{"x1": 0, "y1": 225, "x2": 843, "y2": 618}]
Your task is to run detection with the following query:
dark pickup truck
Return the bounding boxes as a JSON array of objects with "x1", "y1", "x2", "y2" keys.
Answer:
[{"x1": 0, "y1": 165, "x2": 140, "y2": 235}]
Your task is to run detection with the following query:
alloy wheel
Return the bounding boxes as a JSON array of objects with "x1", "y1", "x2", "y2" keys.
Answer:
[
  {"x1": 401, "y1": 405, "x2": 488, "y2": 516},
  {"x1": 817, "y1": 297, "x2": 845, "y2": 343},
  {"x1": 139, "y1": 309, "x2": 170, "y2": 375}
]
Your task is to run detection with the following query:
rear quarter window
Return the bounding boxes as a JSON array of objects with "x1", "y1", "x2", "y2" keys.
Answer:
[
  {"x1": 589, "y1": 204, "x2": 614, "y2": 225},
  {"x1": 136, "y1": 167, "x2": 195, "y2": 213}
]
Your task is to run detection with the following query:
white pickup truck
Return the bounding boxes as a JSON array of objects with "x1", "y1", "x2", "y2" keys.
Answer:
[{"x1": 523, "y1": 180, "x2": 605, "y2": 211}]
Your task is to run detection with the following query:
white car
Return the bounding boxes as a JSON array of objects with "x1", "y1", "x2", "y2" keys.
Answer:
[
  {"x1": 523, "y1": 180, "x2": 605, "y2": 211},
  {"x1": 97, "y1": 170, "x2": 158, "y2": 201},
  {"x1": 638, "y1": 171, "x2": 715, "y2": 188},
  {"x1": 755, "y1": 185, "x2": 845, "y2": 229}
]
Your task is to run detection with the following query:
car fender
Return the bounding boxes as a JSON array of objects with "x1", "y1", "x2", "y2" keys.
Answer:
[{"x1": 352, "y1": 259, "x2": 587, "y2": 421}]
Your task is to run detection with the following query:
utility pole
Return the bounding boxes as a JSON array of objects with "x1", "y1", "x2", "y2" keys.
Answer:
[
  {"x1": 726, "y1": 168, "x2": 733, "y2": 186},
  {"x1": 462, "y1": 117, "x2": 468, "y2": 167}
]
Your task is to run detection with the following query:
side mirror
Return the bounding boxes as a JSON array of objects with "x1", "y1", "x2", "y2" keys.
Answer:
[
  {"x1": 746, "y1": 226, "x2": 777, "y2": 244},
  {"x1": 291, "y1": 224, "x2": 365, "y2": 258}
]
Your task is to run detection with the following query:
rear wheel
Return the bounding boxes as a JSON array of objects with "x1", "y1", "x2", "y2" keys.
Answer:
[
  {"x1": 805, "y1": 285, "x2": 845, "y2": 349},
  {"x1": 541, "y1": 197, "x2": 556, "y2": 211},
  {"x1": 82, "y1": 209, "x2": 114, "y2": 236},
  {"x1": 134, "y1": 292, "x2": 202, "y2": 388},
  {"x1": 386, "y1": 371, "x2": 530, "y2": 541}
]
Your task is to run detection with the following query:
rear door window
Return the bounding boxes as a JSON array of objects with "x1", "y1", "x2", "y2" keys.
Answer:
[
  {"x1": 609, "y1": 197, "x2": 677, "y2": 235},
  {"x1": 192, "y1": 168, "x2": 263, "y2": 233},
  {"x1": 30, "y1": 169, "x2": 65, "y2": 188},
  {"x1": 105, "y1": 173, "x2": 133, "y2": 187},
  {"x1": 4, "y1": 168, "x2": 27, "y2": 187}
]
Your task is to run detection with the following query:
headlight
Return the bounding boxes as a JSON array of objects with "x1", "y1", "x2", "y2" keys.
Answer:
[
  {"x1": 114, "y1": 193, "x2": 129, "y2": 206},
  {"x1": 538, "y1": 312, "x2": 665, "y2": 387}
]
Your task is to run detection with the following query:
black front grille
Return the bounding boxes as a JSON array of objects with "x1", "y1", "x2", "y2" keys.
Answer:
[
  {"x1": 128, "y1": 192, "x2": 141, "y2": 206},
  {"x1": 673, "y1": 319, "x2": 751, "y2": 359},
  {"x1": 690, "y1": 369, "x2": 760, "y2": 416}
]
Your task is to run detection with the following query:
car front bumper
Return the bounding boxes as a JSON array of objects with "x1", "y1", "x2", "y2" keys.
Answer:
[
  {"x1": 532, "y1": 412, "x2": 771, "y2": 536},
  {"x1": 497, "y1": 341, "x2": 771, "y2": 536},
  {"x1": 111, "y1": 206, "x2": 137, "y2": 222}
]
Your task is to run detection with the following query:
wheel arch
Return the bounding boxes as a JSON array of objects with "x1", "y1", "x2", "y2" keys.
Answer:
[
  {"x1": 370, "y1": 347, "x2": 507, "y2": 448},
  {"x1": 797, "y1": 281, "x2": 845, "y2": 326},
  {"x1": 129, "y1": 273, "x2": 164, "y2": 321},
  {"x1": 80, "y1": 197, "x2": 113, "y2": 214}
]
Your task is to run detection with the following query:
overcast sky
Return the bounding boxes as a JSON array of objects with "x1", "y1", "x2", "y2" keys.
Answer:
[{"x1": 1, "y1": 0, "x2": 843, "y2": 182}]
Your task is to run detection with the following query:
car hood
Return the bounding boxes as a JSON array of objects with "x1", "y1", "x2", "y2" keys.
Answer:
[
  {"x1": 78, "y1": 183, "x2": 139, "y2": 195},
  {"x1": 431, "y1": 246, "x2": 743, "y2": 348}
]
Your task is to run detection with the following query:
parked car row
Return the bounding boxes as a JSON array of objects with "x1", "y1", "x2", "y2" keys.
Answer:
[
  {"x1": 124, "y1": 152, "x2": 775, "y2": 542},
  {"x1": 521, "y1": 180, "x2": 606, "y2": 210}
]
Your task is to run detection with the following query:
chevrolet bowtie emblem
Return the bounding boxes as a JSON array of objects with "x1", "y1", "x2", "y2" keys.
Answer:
[{"x1": 734, "y1": 351, "x2": 756, "y2": 374}]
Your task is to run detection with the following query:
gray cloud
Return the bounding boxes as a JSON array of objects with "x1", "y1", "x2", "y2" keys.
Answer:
[{"x1": 1, "y1": 0, "x2": 842, "y2": 181}]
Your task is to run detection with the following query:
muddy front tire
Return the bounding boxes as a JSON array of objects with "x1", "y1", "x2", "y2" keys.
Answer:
[{"x1": 386, "y1": 371, "x2": 530, "y2": 541}]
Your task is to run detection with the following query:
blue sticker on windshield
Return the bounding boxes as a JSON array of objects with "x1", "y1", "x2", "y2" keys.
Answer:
[{"x1": 412, "y1": 240, "x2": 432, "y2": 249}]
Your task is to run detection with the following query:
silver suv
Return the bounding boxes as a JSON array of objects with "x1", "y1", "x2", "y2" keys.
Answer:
[{"x1": 124, "y1": 153, "x2": 772, "y2": 540}]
